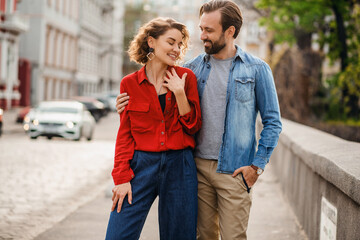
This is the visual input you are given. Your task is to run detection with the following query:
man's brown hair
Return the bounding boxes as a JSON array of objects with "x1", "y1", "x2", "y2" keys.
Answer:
[{"x1": 199, "y1": 0, "x2": 243, "y2": 38}]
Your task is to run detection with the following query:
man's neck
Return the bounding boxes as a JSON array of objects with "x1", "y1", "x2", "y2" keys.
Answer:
[{"x1": 211, "y1": 44, "x2": 237, "y2": 60}]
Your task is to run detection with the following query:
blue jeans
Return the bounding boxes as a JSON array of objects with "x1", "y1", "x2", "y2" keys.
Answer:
[{"x1": 105, "y1": 148, "x2": 198, "y2": 240}]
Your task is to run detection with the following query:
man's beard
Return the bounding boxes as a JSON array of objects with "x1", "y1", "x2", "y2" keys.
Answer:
[{"x1": 203, "y1": 33, "x2": 226, "y2": 54}]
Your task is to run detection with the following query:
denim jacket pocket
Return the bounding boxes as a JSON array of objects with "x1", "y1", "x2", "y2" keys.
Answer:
[{"x1": 235, "y1": 77, "x2": 255, "y2": 103}]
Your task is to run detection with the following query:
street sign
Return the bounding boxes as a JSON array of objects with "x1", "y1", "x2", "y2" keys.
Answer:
[{"x1": 320, "y1": 196, "x2": 337, "y2": 240}]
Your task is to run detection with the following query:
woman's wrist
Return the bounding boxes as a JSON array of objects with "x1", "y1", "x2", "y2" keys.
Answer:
[{"x1": 173, "y1": 88, "x2": 186, "y2": 98}]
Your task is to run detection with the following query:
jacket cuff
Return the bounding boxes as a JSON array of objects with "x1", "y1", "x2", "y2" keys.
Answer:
[{"x1": 253, "y1": 146, "x2": 268, "y2": 170}]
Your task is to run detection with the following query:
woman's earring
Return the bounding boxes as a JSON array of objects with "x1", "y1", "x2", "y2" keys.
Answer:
[{"x1": 147, "y1": 48, "x2": 155, "y2": 61}]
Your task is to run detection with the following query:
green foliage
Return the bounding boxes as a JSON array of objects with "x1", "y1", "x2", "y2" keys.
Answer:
[
  {"x1": 257, "y1": 0, "x2": 360, "y2": 122},
  {"x1": 256, "y1": 0, "x2": 331, "y2": 45},
  {"x1": 326, "y1": 3, "x2": 360, "y2": 120},
  {"x1": 327, "y1": 7, "x2": 360, "y2": 120}
]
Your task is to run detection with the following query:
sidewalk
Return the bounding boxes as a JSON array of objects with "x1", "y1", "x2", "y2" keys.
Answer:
[
  {"x1": 1, "y1": 107, "x2": 26, "y2": 135},
  {"x1": 35, "y1": 164, "x2": 308, "y2": 240},
  {"x1": 0, "y1": 109, "x2": 115, "y2": 240}
]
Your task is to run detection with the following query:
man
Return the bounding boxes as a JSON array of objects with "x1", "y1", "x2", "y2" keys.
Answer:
[{"x1": 116, "y1": 0, "x2": 282, "y2": 239}]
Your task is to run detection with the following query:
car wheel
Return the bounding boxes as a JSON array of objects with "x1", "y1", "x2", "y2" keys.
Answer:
[
  {"x1": 47, "y1": 136, "x2": 52, "y2": 140},
  {"x1": 87, "y1": 131, "x2": 93, "y2": 141},
  {"x1": 30, "y1": 136, "x2": 37, "y2": 140},
  {"x1": 74, "y1": 128, "x2": 82, "y2": 141},
  {"x1": 93, "y1": 113, "x2": 101, "y2": 122}
]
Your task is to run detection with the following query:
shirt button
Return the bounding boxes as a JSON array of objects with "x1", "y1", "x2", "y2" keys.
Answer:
[
  {"x1": 166, "y1": 110, "x2": 169, "y2": 113},
  {"x1": 161, "y1": 132, "x2": 164, "y2": 135},
  {"x1": 131, "y1": 174, "x2": 134, "y2": 178},
  {"x1": 161, "y1": 142, "x2": 164, "y2": 145},
  {"x1": 167, "y1": 97, "x2": 171, "y2": 101},
  {"x1": 161, "y1": 120, "x2": 164, "y2": 123}
]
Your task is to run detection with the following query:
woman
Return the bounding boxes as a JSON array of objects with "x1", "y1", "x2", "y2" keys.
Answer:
[{"x1": 105, "y1": 18, "x2": 202, "y2": 240}]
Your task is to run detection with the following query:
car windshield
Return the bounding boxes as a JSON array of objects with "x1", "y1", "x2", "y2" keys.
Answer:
[{"x1": 38, "y1": 107, "x2": 79, "y2": 114}]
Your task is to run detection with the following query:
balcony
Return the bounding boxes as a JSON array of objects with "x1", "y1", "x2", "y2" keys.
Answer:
[{"x1": 0, "y1": 13, "x2": 29, "y2": 33}]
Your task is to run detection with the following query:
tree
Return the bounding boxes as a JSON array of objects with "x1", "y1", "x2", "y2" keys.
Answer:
[{"x1": 257, "y1": 0, "x2": 360, "y2": 120}]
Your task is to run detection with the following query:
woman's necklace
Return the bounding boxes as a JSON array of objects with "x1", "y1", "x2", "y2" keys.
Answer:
[
  {"x1": 157, "y1": 83, "x2": 163, "y2": 95},
  {"x1": 145, "y1": 68, "x2": 165, "y2": 95}
]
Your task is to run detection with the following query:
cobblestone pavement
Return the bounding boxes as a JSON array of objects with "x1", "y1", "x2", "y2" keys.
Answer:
[
  {"x1": 0, "y1": 110, "x2": 308, "y2": 240},
  {"x1": 0, "y1": 110, "x2": 117, "y2": 240},
  {"x1": 35, "y1": 160, "x2": 308, "y2": 240}
]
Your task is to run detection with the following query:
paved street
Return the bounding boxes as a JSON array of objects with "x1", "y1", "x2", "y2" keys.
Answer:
[
  {"x1": 35, "y1": 164, "x2": 308, "y2": 240},
  {"x1": 1, "y1": 109, "x2": 308, "y2": 240},
  {"x1": 0, "y1": 110, "x2": 118, "y2": 240}
]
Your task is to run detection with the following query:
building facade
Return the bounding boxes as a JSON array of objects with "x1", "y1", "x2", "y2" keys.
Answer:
[
  {"x1": 0, "y1": 0, "x2": 28, "y2": 110},
  {"x1": 17, "y1": 0, "x2": 124, "y2": 107},
  {"x1": 17, "y1": 0, "x2": 79, "y2": 105},
  {"x1": 235, "y1": 0, "x2": 269, "y2": 60},
  {"x1": 77, "y1": 0, "x2": 124, "y2": 96}
]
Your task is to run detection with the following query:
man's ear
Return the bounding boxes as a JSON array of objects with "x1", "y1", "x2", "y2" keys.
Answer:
[{"x1": 226, "y1": 26, "x2": 236, "y2": 39}]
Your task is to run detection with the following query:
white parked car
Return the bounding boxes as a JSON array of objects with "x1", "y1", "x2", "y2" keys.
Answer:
[{"x1": 24, "y1": 101, "x2": 96, "y2": 141}]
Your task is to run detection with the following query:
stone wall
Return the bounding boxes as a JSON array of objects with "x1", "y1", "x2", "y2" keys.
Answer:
[{"x1": 268, "y1": 119, "x2": 360, "y2": 239}]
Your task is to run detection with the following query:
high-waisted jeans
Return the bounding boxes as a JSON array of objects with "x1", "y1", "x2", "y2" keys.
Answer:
[{"x1": 105, "y1": 148, "x2": 198, "y2": 240}]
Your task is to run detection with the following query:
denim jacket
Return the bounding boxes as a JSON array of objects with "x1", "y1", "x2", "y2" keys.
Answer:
[{"x1": 183, "y1": 45, "x2": 282, "y2": 173}]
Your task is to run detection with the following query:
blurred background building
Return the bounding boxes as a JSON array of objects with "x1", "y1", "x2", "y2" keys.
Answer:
[
  {"x1": 77, "y1": 0, "x2": 124, "y2": 97},
  {"x1": 0, "y1": 0, "x2": 28, "y2": 110},
  {"x1": 1, "y1": 0, "x2": 268, "y2": 109},
  {"x1": 17, "y1": 0, "x2": 79, "y2": 106},
  {"x1": 15, "y1": 0, "x2": 124, "y2": 107}
]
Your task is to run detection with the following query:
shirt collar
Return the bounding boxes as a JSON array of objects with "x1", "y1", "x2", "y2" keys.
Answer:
[
  {"x1": 137, "y1": 66, "x2": 148, "y2": 84},
  {"x1": 203, "y1": 45, "x2": 244, "y2": 63}
]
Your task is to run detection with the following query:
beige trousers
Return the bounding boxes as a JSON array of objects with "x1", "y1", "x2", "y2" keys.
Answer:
[{"x1": 195, "y1": 157, "x2": 252, "y2": 240}]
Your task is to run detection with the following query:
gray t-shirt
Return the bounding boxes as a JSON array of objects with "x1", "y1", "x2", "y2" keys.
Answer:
[{"x1": 195, "y1": 55, "x2": 233, "y2": 160}]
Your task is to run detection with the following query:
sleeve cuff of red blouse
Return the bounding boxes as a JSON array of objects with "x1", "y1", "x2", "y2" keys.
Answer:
[
  {"x1": 112, "y1": 169, "x2": 135, "y2": 185},
  {"x1": 179, "y1": 108, "x2": 199, "y2": 134}
]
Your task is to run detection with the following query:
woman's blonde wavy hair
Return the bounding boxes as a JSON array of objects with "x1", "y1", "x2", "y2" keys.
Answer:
[{"x1": 128, "y1": 17, "x2": 189, "y2": 65}]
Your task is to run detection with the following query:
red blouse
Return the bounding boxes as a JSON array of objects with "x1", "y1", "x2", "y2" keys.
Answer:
[{"x1": 112, "y1": 66, "x2": 202, "y2": 185}]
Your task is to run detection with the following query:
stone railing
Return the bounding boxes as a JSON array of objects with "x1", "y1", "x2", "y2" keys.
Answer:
[{"x1": 267, "y1": 119, "x2": 360, "y2": 240}]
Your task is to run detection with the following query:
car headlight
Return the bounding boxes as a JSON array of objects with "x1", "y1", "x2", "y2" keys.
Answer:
[
  {"x1": 66, "y1": 121, "x2": 74, "y2": 128},
  {"x1": 24, "y1": 116, "x2": 30, "y2": 123},
  {"x1": 23, "y1": 124, "x2": 29, "y2": 131},
  {"x1": 33, "y1": 119, "x2": 39, "y2": 126}
]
